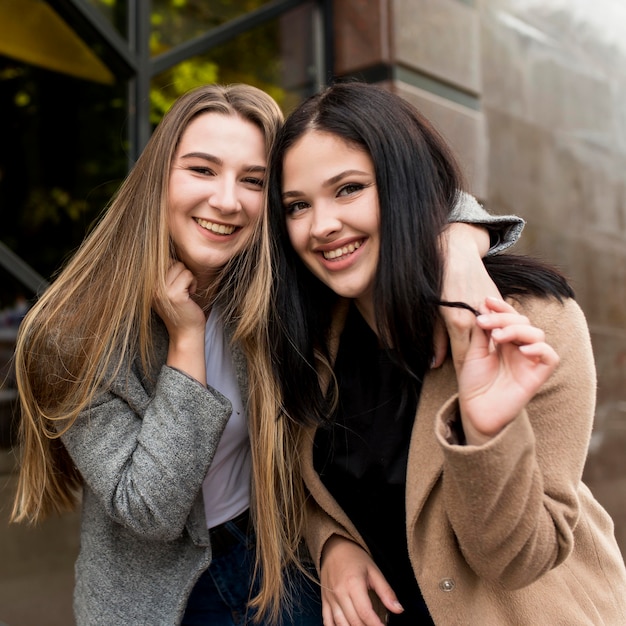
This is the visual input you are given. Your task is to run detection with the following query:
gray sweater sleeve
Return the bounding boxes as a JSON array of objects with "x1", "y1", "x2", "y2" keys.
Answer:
[
  {"x1": 449, "y1": 191, "x2": 525, "y2": 255},
  {"x1": 61, "y1": 364, "x2": 232, "y2": 541}
]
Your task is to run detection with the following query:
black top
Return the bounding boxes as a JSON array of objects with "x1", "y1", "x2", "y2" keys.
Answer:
[{"x1": 313, "y1": 304, "x2": 433, "y2": 624}]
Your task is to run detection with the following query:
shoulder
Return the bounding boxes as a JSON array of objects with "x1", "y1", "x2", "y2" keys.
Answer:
[
  {"x1": 511, "y1": 294, "x2": 596, "y2": 396},
  {"x1": 510, "y1": 295, "x2": 588, "y2": 339}
]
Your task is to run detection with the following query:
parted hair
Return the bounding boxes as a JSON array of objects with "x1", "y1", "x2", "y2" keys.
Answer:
[
  {"x1": 266, "y1": 81, "x2": 574, "y2": 429},
  {"x1": 11, "y1": 83, "x2": 298, "y2": 622},
  {"x1": 267, "y1": 81, "x2": 462, "y2": 426}
]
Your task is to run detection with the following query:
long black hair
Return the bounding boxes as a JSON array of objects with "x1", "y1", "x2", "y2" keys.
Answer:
[{"x1": 267, "y1": 82, "x2": 573, "y2": 427}]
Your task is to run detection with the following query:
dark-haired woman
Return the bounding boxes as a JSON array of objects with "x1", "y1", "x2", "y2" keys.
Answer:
[{"x1": 265, "y1": 82, "x2": 626, "y2": 625}]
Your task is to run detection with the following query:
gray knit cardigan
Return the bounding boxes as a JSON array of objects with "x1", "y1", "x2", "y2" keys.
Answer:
[{"x1": 61, "y1": 318, "x2": 247, "y2": 625}]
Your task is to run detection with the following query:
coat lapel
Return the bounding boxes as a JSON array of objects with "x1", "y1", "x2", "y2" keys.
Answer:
[
  {"x1": 301, "y1": 299, "x2": 370, "y2": 539},
  {"x1": 304, "y1": 298, "x2": 459, "y2": 538},
  {"x1": 405, "y1": 359, "x2": 458, "y2": 529}
]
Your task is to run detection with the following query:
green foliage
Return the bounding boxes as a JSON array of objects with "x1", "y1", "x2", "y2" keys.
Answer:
[
  {"x1": 150, "y1": 60, "x2": 219, "y2": 124},
  {"x1": 24, "y1": 188, "x2": 89, "y2": 226},
  {"x1": 0, "y1": 0, "x2": 312, "y2": 304}
]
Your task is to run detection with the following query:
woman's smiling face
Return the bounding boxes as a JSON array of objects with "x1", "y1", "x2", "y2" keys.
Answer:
[
  {"x1": 282, "y1": 130, "x2": 380, "y2": 317},
  {"x1": 168, "y1": 111, "x2": 266, "y2": 289}
]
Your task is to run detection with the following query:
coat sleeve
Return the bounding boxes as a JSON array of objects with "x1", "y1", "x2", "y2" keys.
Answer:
[
  {"x1": 304, "y1": 496, "x2": 368, "y2": 571},
  {"x1": 300, "y1": 425, "x2": 371, "y2": 570},
  {"x1": 449, "y1": 191, "x2": 525, "y2": 254},
  {"x1": 435, "y1": 296, "x2": 597, "y2": 589},
  {"x1": 61, "y1": 363, "x2": 232, "y2": 541}
]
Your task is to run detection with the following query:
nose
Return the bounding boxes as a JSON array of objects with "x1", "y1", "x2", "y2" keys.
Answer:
[
  {"x1": 208, "y1": 177, "x2": 241, "y2": 214},
  {"x1": 309, "y1": 202, "x2": 342, "y2": 239}
]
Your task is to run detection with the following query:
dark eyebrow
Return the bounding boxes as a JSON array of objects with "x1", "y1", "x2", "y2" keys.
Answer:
[
  {"x1": 324, "y1": 169, "x2": 370, "y2": 187},
  {"x1": 282, "y1": 190, "x2": 303, "y2": 200}
]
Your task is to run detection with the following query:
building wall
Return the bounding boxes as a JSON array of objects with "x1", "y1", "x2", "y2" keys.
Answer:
[
  {"x1": 335, "y1": 0, "x2": 626, "y2": 554},
  {"x1": 480, "y1": 0, "x2": 626, "y2": 553}
]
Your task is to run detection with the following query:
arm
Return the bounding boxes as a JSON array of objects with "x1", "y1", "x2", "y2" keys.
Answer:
[
  {"x1": 60, "y1": 262, "x2": 231, "y2": 540},
  {"x1": 449, "y1": 191, "x2": 524, "y2": 255},
  {"x1": 61, "y1": 356, "x2": 232, "y2": 541},
  {"x1": 434, "y1": 193, "x2": 525, "y2": 368},
  {"x1": 436, "y1": 296, "x2": 595, "y2": 587}
]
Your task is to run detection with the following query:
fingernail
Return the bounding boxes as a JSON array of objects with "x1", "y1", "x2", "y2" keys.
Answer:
[{"x1": 393, "y1": 602, "x2": 405, "y2": 612}]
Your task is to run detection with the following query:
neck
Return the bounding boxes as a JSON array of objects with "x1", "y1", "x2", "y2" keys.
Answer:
[
  {"x1": 355, "y1": 295, "x2": 378, "y2": 337},
  {"x1": 194, "y1": 275, "x2": 220, "y2": 315}
]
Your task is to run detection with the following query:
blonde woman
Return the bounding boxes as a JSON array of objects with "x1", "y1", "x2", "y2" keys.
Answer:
[{"x1": 11, "y1": 83, "x2": 522, "y2": 625}]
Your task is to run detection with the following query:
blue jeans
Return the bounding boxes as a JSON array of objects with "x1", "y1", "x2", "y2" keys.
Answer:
[{"x1": 182, "y1": 517, "x2": 322, "y2": 625}]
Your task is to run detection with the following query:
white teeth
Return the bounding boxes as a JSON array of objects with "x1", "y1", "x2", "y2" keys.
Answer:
[
  {"x1": 323, "y1": 240, "x2": 362, "y2": 260},
  {"x1": 195, "y1": 218, "x2": 236, "y2": 235}
]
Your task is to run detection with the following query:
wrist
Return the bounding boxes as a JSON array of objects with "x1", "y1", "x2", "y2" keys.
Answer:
[
  {"x1": 166, "y1": 336, "x2": 206, "y2": 386},
  {"x1": 459, "y1": 412, "x2": 504, "y2": 446},
  {"x1": 445, "y1": 222, "x2": 490, "y2": 258}
]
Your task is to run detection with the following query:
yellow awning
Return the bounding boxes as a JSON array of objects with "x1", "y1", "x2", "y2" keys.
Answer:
[{"x1": 0, "y1": 0, "x2": 115, "y2": 84}]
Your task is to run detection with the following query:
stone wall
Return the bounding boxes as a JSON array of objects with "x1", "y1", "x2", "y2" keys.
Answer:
[{"x1": 480, "y1": 0, "x2": 626, "y2": 552}]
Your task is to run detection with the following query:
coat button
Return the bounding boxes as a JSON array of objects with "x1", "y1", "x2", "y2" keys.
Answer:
[{"x1": 439, "y1": 578, "x2": 455, "y2": 592}]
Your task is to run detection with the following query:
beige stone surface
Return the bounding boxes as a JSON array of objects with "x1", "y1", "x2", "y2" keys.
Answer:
[
  {"x1": 395, "y1": 81, "x2": 488, "y2": 197},
  {"x1": 333, "y1": 0, "x2": 391, "y2": 75},
  {"x1": 394, "y1": 0, "x2": 481, "y2": 94}
]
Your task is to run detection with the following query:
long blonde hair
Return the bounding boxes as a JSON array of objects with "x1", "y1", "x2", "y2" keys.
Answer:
[{"x1": 11, "y1": 83, "x2": 304, "y2": 621}]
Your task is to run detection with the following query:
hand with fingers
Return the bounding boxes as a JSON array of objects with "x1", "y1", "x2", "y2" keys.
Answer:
[
  {"x1": 457, "y1": 296, "x2": 560, "y2": 446},
  {"x1": 153, "y1": 261, "x2": 207, "y2": 386},
  {"x1": 320, "y1": 536, "x2": 403, "y2": 626}
]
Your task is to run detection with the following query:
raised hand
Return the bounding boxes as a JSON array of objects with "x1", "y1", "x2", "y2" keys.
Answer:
[
  {"x1": 153, "y1": 261, "x2": 207, "y2": 385},
  {"x1": 457, "y1": 296, "x2": 560, "y2": 446}
]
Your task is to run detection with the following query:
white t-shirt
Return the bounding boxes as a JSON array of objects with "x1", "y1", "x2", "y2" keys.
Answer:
[{"x1": 201, "y1": 308, "x2": 250, "y2": 529}]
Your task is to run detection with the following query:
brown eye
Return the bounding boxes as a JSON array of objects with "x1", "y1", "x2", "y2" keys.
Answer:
[
  {"x1": 285, "y1": 201, "x2": 309, "y2": 215},
  {"x1": 337, "y1": 183, "x2": 364, "y2": 197}
]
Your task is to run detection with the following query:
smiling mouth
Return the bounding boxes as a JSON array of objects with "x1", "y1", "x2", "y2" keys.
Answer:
[
  {"x1": 195, "y1": 217, "x2": 237, "y2": 235},
  {"x1": 322, "y1": 240, "x2": 363, "y2": 260}
]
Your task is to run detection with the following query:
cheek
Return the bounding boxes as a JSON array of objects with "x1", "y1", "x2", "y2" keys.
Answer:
[
  {"x1": 368, "y1": 200, "x2": 381, "y2": 233},
  {"x1": 166, "y1": 190, "x2": 187, "y2": 231},
  {"x1": 167, "y1": 170, "x2": 185, "y2": 204},
  {"x1": 245, "y1": 193, "x2": 264, "y2": 222},
  {"x1": 286, "y1": 221, "x2": 305, "y2": 254}
]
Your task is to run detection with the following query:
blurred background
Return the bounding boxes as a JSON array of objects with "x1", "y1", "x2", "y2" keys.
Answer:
[{"x1": 1, "y1": 0, "x2": 624, "y2": 624}]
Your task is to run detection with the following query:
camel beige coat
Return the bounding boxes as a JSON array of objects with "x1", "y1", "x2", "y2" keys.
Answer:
[{"x1": 301, "y1": 296, "x2": 626, "y2": 624}]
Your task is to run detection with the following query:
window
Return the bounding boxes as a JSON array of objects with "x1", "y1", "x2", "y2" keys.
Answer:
[{"x1": 0, "y1": 0, "x2": 329, "y2": 304}]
